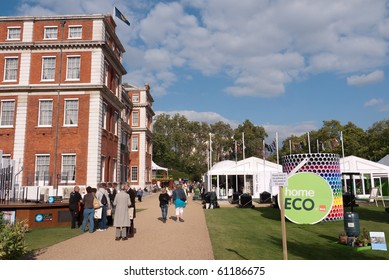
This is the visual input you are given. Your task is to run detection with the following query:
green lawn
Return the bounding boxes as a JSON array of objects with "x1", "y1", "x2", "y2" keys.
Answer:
[
  {"x1": 24, "y1": 208, "x2": 145, "y2": 254},
  {"x1": 205, "y1": 205, "x2": 389, "y2": 260},
  {"x1": 24, "y1": 226, "x2": 82, "y2": 253}
]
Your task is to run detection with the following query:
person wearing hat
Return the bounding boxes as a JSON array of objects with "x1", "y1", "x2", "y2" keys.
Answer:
[{"x1": 159, "y1": 187, "x2": 170, "y2": 223}]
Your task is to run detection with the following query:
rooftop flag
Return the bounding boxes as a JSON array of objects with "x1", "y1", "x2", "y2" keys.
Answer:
[{"x1": 115, "y1": 7, "x2": 130, "y2": 26}]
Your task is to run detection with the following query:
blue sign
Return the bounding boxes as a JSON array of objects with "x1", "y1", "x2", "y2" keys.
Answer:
[{"x1": 35, "y1": 214, "x2": 44, "y2": 222}]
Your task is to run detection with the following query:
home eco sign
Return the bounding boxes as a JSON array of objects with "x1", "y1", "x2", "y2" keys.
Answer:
[{"x1": 280, "y1": 172, "x2": 333, "y2": 224}]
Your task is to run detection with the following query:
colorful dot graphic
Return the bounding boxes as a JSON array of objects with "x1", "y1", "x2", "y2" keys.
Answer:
[{"x1": 281, "y1": 153, "x2": 344, "y2": 222}]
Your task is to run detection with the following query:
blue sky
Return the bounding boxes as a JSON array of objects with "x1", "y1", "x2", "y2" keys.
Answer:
[{"x1": 2, "y1": 0, "x2": 389, "y2": 140}]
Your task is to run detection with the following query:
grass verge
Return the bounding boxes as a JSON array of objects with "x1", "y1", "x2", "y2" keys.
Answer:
[{"x1": 205, "y1": 204, "x2": 389, "y2": 260}]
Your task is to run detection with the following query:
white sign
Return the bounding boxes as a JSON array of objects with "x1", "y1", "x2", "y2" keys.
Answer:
[{"x1": 271, "y1": 172, "x2": 288, "y2": 187}]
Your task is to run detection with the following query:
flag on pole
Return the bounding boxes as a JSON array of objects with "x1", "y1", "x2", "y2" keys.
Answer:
[{"x1": 115, "y1": 7, "x2": 131, "y2": 26}]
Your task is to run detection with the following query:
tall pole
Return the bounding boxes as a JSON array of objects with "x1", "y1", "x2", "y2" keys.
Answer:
[
  {"x1": 209, "y1": 133, "x2": 213, "y2": 190},
  {"x1": 242, "y1": 132, "x2": 245, "y2": 160},
  {"x1": 289, "y1": 140, "x2": 292, "y2": 155},
  {"x1": 275, "y1": 132, "x2": 279, "y2": 165},
  {"x1": 262, "y1": 139, "x2": 266, "y2": 192},
  {"x1": 279, "y1": 185, "x2": 288, "y2": 260},
  {"x1": 235, "y1": 140, "x2": 238, "y2": 193},
  {"x1": 307, "y1": 132, "x2": 311, "y2": 154},
  {"x1": 340, "y1": 131, "x2": 347, "y2": 192}
]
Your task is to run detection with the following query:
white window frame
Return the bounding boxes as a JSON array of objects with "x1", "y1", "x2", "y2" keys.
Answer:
[
  {"x1": 61, "y1": 154, "x2": 76, "y2": 183},
  {"x1": 102, "y1": 102, "x2": 107, "y2": 129},
  {"x1": 101, "y1": 156, "x2": 106, "y2": 182},
  {"x1": 41, "y1": 56, "x2": 56, "y2": 81},
  {"x1": 103, "y1": 61, "x2": 109, "y2": 86},
  {"x1": 66, "y1": 56, "x2": 80, "y2": 81},
  {"x1": 132, "y1": 94, "x2": 139, "y2": 103},
  {"x1": 131, "y1": 166, "x2": 138, "y2": 182},
  {"x1": 114, "y1": 111, "x2": 119, "y2": 135},
  {"x1": 7, "y1": 27, "x2": 21, "y2": 40},
  {"x1": 0, "y1": 100, "x2": 15, "y2": 127},
  {"x1": 35, "y1": 154, "x2": 50, "y2": 186},
  {"x1": 113, "y1": 159, "x2": 117, "y2": 182},
  {"x1": 38, "y1": 99, "x2": 53, "y2": 127},
  {"x1": 115, "y1": 75, "x2": 120, "y2": 96},
  {"x1": 4, "y1": 57, "x2": 18, "y2": 81},
  {"x1": 44, "y1": 26, "x2": 58, "y2": 40},
  {"x1": 132, "y1": 135, "x2": 139, "y2": 151},
  {"x1": 64, "y1": 99, "x2": 79, "y2": 126},
  {"x1": 1, "y1": 154, "x2": 11, "y2": 162},
  {"x1": 68, "y1": 25, "x2": 82, "y2": 39},
  {"x1": 132, "y1": 111, "x2": 139, "y2": 126}
]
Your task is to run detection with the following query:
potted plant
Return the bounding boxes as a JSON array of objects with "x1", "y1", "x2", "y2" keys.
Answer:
[
  {"x1": 338, "y1": 231, "x2": 348, "y2": 245},
  {"x1": 360, "y1": 228, "x2": 370, "y2": 246}
]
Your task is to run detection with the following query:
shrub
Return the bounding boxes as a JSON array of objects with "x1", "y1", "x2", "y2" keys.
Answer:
[{"x1": 0, "y1": 213, "x2": 29, "y2": 260}]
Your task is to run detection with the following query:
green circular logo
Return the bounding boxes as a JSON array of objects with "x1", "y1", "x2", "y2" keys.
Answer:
[{"x1": 281, "y1": 172, "x2": 333, "y2": 224}]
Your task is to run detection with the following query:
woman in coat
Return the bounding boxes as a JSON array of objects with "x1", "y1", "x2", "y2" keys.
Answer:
[{"x1": 113, "y1": 185, "x2": 131, "y2": 240}]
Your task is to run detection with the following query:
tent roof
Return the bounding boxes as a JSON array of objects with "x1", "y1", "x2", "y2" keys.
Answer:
[
  {"x1": 152, "y1": 161, "x2": 168, "y2": 171},
  {"x1": 378, "y1": 154, "x2": 389, "y2": 166},
  {"x1": 340, "y1": 155, "x2": 389, "y2": 174},
  {"x1": 208, "y1": 156, "x2": 282, "y2": 175}
]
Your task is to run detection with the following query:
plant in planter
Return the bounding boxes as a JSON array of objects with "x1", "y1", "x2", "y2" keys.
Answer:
[
  {"x1": 355, "y1": 228, "x2": 370, "y2": 247},
  {"x1": 338, "y1": 231, "x2": 348, "y2": 245}
]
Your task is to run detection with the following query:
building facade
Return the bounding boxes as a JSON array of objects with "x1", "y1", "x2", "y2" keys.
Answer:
[
  {"x1": 124, "y1": 83, "x2": 154, "y2": 191},
  {"x1": 0, "y1": 14, "x2": 153, "y2": 198}
]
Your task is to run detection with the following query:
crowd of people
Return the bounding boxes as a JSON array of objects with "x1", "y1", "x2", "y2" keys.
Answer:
[
  {"x1": 68, "y1": 180, "x2": 210, "y2": 241},
  {"x1": 68, "y1": 183, "x2": 137, "y2": 240}
]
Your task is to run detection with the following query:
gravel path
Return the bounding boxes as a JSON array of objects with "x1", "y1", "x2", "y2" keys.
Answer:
[{"x1": 35, "y1": 192, "x2": 214, "y2": 260}]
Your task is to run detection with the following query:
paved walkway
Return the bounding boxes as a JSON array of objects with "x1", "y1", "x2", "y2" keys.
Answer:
[{"x1": 35, "y1": 192, "x2": 214, "y2": 260}]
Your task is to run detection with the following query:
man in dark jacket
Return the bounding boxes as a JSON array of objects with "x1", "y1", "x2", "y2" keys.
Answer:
[
  {"x1": 68, "y1": 186, "x2": 82, "y2": 228},
  {"x1": 126, "y1": 185, "x2": 136, "y2": 237}
]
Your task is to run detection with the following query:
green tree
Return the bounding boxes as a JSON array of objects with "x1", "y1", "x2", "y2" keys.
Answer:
[
  {"x1": 234, "y1": 120, "x2": 267, "y2": 159},
  {"x1": 366, "y1": 119, "x2": 389, "y2": 161}
]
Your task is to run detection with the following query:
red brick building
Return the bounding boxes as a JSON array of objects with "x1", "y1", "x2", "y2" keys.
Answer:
[{"x1": 0, "y1": 14, "x2": 153, "y2": 197}]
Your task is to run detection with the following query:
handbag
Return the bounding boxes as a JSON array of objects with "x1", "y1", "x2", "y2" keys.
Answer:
[
  {"x1": 128, "y1": 207, "x2": 134, "y2": 220},
  {"x1": 93, "y1": 196, "x2": 100, "y2": 209},
  {"x1": 94, "y1": 207, "x2": 102, "y2": 219}
]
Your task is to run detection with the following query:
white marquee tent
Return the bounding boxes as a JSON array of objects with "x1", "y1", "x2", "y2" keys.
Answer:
[
  {"x1": 206, "y1": 156, "x2": 282, "y2": 199},
  {"x1": 152, "y1": 161, "x2": 168, "y2": 172},
  {"x1": 206, "y1": 154, "x2": 389, "y2": 200},
  {"x1": 340, "y1": 155, "x2": 389, "y2": 198}
]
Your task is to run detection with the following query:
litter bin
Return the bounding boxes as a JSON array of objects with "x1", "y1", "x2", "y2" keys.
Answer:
[
  {"x1": 239, "y1": 193, "x2": 253, "y2": 208},
  {"x1": 344, "y1": 212, "x2": 360, "y2": 237},
  {"x1": 260, "y1": 191, "x2": 271, "y2": 203},
  {"x1": 231, "y1": 192, "x2": 241, "y2": 204}
]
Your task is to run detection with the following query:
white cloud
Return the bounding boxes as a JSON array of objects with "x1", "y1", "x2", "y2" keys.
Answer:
[
  {"x1": 347, "y1": 70, "x2": 385, "y2": 86},
  {"x1": 17, "y1": 0, "x2": 389, "y2": 99},
  {"x1": 155, "y1": 110, "x2": 239, "y2": 127},
  {"x1": 262, "y1": 122, "x2": 318, "y2": 143},
  {"x1": 364, "y1": 98, "x2": 384, "y2": 107}
]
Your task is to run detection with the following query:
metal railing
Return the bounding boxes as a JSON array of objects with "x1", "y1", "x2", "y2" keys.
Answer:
[{"x1": 0, "y1": 163, "x2": 14, "y2": 204}]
